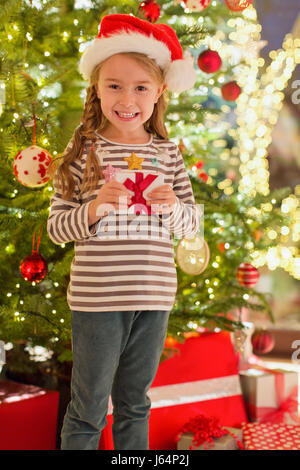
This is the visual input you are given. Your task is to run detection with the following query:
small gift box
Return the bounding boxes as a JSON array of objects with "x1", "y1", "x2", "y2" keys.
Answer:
[
  {"x1": 115, "y1": 170, "x2": 164, "y2": 215},
  {"x1": 239, "y1": 367, "x2": 300, "y2": 424},
  {"x1": 175, "y1": 414, "x2": 244, "y2": 450},
  {"x1": 242, "y1": 422, "x2": 300, "y2": 450}
]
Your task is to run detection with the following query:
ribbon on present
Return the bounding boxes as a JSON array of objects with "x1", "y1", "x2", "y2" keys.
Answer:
[
  {"x1": 174, "y1": 413, "x2": 244, "y2": 450},
  {"x1": 248, "y1": 386, "x2": 299, "y2": 424},
  {"x1": 244, "y1": 361, "x2": 300, "y2": 425},
  {"x1": 123, "y1": 172, "x2": 158, "y2": 215}
]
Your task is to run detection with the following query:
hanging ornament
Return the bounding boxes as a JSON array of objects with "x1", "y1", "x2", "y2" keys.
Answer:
[
  {"x1": 253, "y1": 229, "x2": 263, "y2": 242},
  {"x1": 183, "y1": 0, "x2": 211, "y2": 11},
  {"x1": 251, "y1": 328, "x2": 275, "y2": 355},
  {"x1": 178, "y1": 139, "x2": 187, "y2": 154},
  {"x1": 13, "y1": 146, "x2": 53, "y2": 187},
  {"x1": 197, "y1": 49, "x2": 222, "y2": 74},
  {"x1": 221, "y1": 81, "x2": 241, "y2": 101},
  {"x1": 20, "y1": 229, "x2": 48, "y2": 283},
  {"x1": 198, "y1": 171, "x2": 208, "y2": 182},
  {"x1": 217, "y1": 242, "x2": 226, "y2": 253},
  {"x1": 139, "y1": 0, "x2": 160, "y2": 22},
  {"x1": 225, "y1": 0, "x2": 253, "y2": 12},
  {"x1": 13, "y1": 115, "x2": 53, "y2": 188},
  {"x1": 236, "y1": 262, "x2": 259, "y2": 287},
  {"x1": 176, "y1": 234, "x2": 210, "y2": 275}
]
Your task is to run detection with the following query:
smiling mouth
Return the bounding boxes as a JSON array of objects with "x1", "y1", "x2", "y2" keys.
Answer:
[{"x1": 115, "y1": 111, "x2": 139, "y2": 119}]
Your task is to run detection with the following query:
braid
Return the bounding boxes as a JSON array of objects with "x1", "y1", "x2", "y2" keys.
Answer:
[{"x1": 79, "y1": 85, "x2": 105, "y2": 196}]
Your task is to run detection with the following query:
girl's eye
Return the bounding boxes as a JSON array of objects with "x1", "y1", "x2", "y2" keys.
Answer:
[{"x1": 108, "y1": 85, "x2": 147, "y2": 91}]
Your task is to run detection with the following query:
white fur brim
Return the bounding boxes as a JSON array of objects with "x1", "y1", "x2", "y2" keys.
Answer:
[
  {"x1": 79, "y1": 31, "x2": 171, "y2": 79},
  {"x1": 79, "y1": 32, "x2": 196, "y2": 93},
  {"x1": 164, "y1": 51, "x2": 196, "y2": 93}
]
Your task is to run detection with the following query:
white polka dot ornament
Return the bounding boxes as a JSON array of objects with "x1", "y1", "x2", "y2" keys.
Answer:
[{"x1": 13, "y1": 145, "x2": 53, "y2": 188}]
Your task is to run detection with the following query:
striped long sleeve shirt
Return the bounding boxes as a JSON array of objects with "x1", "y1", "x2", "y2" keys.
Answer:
[{"x1": 47, "y1": 131, "x2": 200, "y2": 312}]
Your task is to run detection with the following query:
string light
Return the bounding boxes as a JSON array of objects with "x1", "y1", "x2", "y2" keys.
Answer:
[{"x1": 228, "y1": 5, "x2": 300, "y2": 279}]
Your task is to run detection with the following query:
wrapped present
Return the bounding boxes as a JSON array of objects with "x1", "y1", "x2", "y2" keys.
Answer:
[
  {"x1": 242, "y1": 422, "x2": 300, "y2": 450},
  {"x1": 239, "y1": 367, "x2": 300, "y2": 424},
  {"x1": 175, "y1": 414, "x2": 244, "y2": 450},
  {"x1": 98, "y1": 332, "x2": 248, "y2": 450},
  {"x1": 115, "y1": 170, "x2": 164, "y2": 215},
  {"x1": 0, "y1": 380, "x2": 59, "y2": 450}
]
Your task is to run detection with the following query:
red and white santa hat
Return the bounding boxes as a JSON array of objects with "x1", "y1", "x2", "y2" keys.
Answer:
[{"x1": 79, "y1": 14, "x2": 196, "y2": 94}]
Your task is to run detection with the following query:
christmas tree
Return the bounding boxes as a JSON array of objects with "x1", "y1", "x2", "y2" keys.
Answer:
[{"x1": 0, "y1": 0, "x2": 299, "y2": 383}]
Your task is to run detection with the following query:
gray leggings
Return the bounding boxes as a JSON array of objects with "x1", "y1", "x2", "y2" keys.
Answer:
[{"x1": 61, "y1": 309, "x2": 170, "y2": 450}]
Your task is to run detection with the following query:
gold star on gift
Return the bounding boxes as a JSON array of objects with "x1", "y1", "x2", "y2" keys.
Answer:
[{"x1": 123, "y1": 152, "x2": 144, "y2": 170}]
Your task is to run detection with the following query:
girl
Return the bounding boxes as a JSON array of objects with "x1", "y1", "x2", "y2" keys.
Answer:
[{"x1": 47, "y1": 14, "x2": 200, "y2": 450}]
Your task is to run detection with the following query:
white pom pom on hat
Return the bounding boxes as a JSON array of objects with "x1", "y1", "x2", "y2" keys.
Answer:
[{"x1": 79, "y1": 14, "x2": 196, "y2": 94}]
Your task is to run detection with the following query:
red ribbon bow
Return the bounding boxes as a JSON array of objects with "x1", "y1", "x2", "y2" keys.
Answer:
[
  {"x1": 123, "y1": 172, "x2": 158, "y2": 215},
  {"x1": 174, "y1": 414, "x2": 244, "y2": 450}
]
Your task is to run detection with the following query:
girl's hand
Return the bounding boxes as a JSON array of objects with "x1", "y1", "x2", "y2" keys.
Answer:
[
  {"x1": 146, "y1": 184, "x2": 176, "y2": 214},
  {"x1": 88, "y1": 180, "x2": 132, "y2": 224}
]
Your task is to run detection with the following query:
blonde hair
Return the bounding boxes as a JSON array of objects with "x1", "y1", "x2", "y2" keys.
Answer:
[{"x1": 52, "y1": 52, "x2": 169, "y2": 201}]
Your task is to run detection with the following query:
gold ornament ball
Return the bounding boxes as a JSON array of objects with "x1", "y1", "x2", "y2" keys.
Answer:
[{"x1": 176, "y1": 235, "x2": 210, "y2": 275}]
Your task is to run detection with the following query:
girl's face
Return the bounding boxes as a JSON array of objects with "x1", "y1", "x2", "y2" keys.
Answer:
[{"x1": 95, "y1": 54, "x2": 166, "y2": 139}]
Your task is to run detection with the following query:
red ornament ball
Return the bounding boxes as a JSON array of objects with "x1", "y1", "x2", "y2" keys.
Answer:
[
  {"x1": 139, "y1": 0, "x2": 160, "y2": 22},
  {"x1": 237, "y1": 263, "x2": 259, "y2": 287},
  {"x1": 197, "y1": 49, "x2": 222, "y2": 74},
  {"x1": 183, "y1": 0, "x2": 211, "y2": 12},
  {"x1": 221, "y1": 81, "x2": 241, "y2": 101},
  {"x1": 198, "y1": 171, "x2": 208, "y2": 182},
  {"x1": 20, "y1": 253, "x2": 48, "y2": 283},
  {"x1": 251, "y1": 329, "x2": 275, "y2": 355},
  {"x1": 225, "y1": 0, "x2": 253, "y2": 11},
  {"x1": 13, "y1": 145, "x2": 53, "y2": 188}
]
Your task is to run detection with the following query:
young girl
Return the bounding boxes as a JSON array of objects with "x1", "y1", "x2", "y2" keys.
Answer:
[{"x1": 47, "y1": 14, "x2": 200, "y2": 450}]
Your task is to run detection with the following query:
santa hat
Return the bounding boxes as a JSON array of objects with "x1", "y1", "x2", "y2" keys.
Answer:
[{"x1": 79, "y1": 14, "x2": 196, "y2": 94}]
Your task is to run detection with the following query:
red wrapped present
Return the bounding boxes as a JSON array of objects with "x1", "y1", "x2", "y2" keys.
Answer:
[
  {"x1": 239, "y1": 366, "x2": 300, "y2": 424},
  {"x1": 115, "y1": 170, "x2": 164, "y2": 215},
  {"x1": 242, "y1": 422, "x2": 300, "y2": 450},
  {"x1": 0, "y1": 380, "x2": 59, "y2": 450},
  {"x1": 98, "y1": 331, "x2": 248, "y2": 450}
]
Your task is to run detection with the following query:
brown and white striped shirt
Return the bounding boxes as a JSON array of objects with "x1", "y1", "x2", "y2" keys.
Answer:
[{"x1": 47, "y1": 131, "x2": 200, "y2": 312}]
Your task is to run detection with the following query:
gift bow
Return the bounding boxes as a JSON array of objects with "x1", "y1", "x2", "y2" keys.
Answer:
[
  {"x1": 245, "y1": 362, "x2": 300, "y2": 425},
  {"x1": 174, "y1": 413, "x2": 244, "y2": 450},
  {"x1": 123, "y1": 172, "x2": 158, "y2": 215}
]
